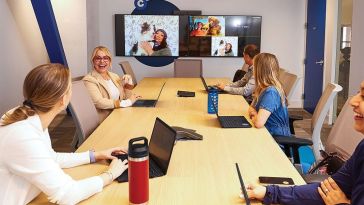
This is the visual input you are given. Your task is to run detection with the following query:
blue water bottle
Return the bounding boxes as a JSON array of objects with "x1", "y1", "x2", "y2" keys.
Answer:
[{"x1": 208, "y1": 88, "x2": 218, "y2": 114}]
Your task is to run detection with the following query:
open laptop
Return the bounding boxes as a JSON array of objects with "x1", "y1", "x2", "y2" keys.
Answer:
[
  {"x1": 116, "y1": 117, "x2": 177, "y2": 183},
  {"x1": 236, "y1": 163, "x2": 251, "y2": 205},
  {"x1": 132, "y1": 82, "x2": 166, "y2": 107},
  {"x1": 200, "y1": 76, "x2": 228, "y2": 94},
  {"x1": 209, "y1": 94, "x2": 252, "y2": 128}
]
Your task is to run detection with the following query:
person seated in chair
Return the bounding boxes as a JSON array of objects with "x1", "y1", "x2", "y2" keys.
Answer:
[
  {"x1": 0, "y1": 64, "x2": 128, "y2": 205},
  {"x1": 243, "y1": 81, "x2": 364, "y2": 205},
  {"x1": 83, "y1": 46, "x2": 141, "y2": 122},
  {"x1": 216, "y1": 44, "x2": 259, "y2": 103},
  {"x1": 248, "y1": 53, "x2": 291, "y2": 137}
]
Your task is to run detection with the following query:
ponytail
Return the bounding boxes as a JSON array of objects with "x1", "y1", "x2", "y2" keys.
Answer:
[{"x1": 1, "y1": 63, "x2": 70, "y2": 126}]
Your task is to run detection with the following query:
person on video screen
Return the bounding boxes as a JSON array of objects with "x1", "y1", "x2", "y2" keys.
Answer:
[
  {"x1": 190, "y1": 22, "x2": 207, "y2": 37},
  {"x1": 224, "y1": 43, "x2": 234, "y2": 56},
  {"x1": 140, "y1": 29, "x2": 172, "y2": 56}
]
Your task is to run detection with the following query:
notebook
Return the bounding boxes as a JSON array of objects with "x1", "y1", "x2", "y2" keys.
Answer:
[
  {"x1": 209, "y1": 93, "x2": 252, "y2": 128},
  {"x1": 116, "y1": 117, "x2": 177, "y2": 183},
  {"x1": 132, "y1": 82, "x2": 166, "y2": 107},
  {"x1": 200, "y1": 76, "x2": 228, "y2": 94}
]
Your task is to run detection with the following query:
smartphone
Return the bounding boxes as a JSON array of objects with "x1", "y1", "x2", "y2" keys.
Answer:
[{"x1": 259, "y1": 176, "x2": 294, "y2": 185}]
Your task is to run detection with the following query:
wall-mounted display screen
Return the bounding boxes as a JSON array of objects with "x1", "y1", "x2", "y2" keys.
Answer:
[{"x1": 115, "y1": 14, "x2": 262, "y2": 57}]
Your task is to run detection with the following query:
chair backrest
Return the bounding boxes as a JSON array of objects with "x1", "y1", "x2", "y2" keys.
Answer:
[
  {"x1": 119, "y1": 61, "x2": 137, "y2": 86},
  {"x1": 281, "y1": 72, "x2": 299, "y2": 101},
  {"x1": 325, "y1": 97, "x2": 364, "y2": 160},
  {"x1": 174, "y1": 59, "x2": 202, "y2": 77},
  {"x1": 69, "y1": 81, "x2": 100, "y2": 145},
  {"x1": 310, "y1": 83, "x2": 342, "y2": 159}
]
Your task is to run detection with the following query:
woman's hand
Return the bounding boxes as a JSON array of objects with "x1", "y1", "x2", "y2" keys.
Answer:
[
  {"x1": 248, "y1": 106, "x2": 257, "y2": 119},
  {"x1": 140, "y1": 41, "x2": 153, "y2": 55},
  {"x1": 94, "y1": 147, "x2": 127, "y2": 161},
  {"x1": 101, "y1": 158, "x2": 128, "y2": 186},
  {"x1": 244, "y1": 183, "x2": 266, "y2": 200},
  {"x1": 129, "y1": 93, "x2": 142, "y2": 104},
  {"x1": 318, "y1": 177, "x2": 350, "y2": 205},
  {"x1": 216, "y1": 83, "x2": 225, "y2": 90},
  {"x1": 122, "y1": 75, "x2": 134, "y2": 89}
]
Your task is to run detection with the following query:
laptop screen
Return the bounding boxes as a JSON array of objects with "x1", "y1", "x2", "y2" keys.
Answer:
[
  {"x1": 149, "y1": 117, "x2": 177, "y2": 174},
  {"x1": 200, "y1": 76, "x2": 209, "y2": 92}
]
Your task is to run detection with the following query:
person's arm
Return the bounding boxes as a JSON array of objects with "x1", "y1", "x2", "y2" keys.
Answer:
[
  {"x1": 251, "y1": 87, "x2": 280, "y2": 128},
  {"x1": 224, "y1": 75, "x2": 255, "y2": 96},
  {"x1": 83, "y1": 78, "x2": 120, "y2": 109},
  {"x1": 5, "y1": 131, "x2": 128, "y2": 205},
  {"x1": 246, "y1": 183, "x2": 325, "y2": 205}
]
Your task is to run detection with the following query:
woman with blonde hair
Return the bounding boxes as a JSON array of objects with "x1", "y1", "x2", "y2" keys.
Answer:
[
  {"x1": 83, "y1": 46, "x2": 141, "y2": 122},
  {"x1": 0, "y1": 64, "x2": 128, "y2": 205},
  {"x1": 248, "y1": 53, "x2": 291, "y2": 136}
]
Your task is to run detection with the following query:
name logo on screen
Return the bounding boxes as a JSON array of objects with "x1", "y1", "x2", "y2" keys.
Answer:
[{"x1": 134, "y1": 0, "x2": 149, "y2": 10}]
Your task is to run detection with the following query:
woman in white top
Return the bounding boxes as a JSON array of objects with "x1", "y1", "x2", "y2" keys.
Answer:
[
  {"x1": 0, "y1": 64, "x2": 128, "y2": 205},
  {"x1": 83, "y1": 46, "x2": 141, "y2": 122}
]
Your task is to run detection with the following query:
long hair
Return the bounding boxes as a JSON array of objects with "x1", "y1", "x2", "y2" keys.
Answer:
[
  {"x1": 253, "y1": 53, "x2": 286, "y2": 105},
  {"x1": 90, "y1": 46, "x2": 112, "y2": 65},
  {"x1": 2, "y1": 64, "x2": 70, "y2": 126},
  {"x1": 153, "y1": 29, "x2": 168, "y2": 50}
]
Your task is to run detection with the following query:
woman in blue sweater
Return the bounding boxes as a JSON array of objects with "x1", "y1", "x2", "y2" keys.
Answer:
[
  {"x1": 248, "y1": 53, "x2": 291, "y2": 136},
  {"x1": 244, "y1": 81, "x2": 364, "y2": 204}
]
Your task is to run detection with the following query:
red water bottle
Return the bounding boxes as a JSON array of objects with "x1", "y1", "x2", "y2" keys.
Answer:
[{"x1": 128, "y1": 137, "x2": 149, "y2": 205}]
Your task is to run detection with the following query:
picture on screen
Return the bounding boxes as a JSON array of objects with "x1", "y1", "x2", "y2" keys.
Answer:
[
  {"x1": 124, "y1": 15, "x2": 179, "y2": 56},
  {"x1": 211, "y1": 37, "x2": 238, "y2": 57},
  {"x1": 189, "y1": 16, "x2": 225, "y2": 37}
]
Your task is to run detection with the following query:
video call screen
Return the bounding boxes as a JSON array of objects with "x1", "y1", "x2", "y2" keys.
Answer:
[{"x1": 115, "y1": 14, "x2": 262, "y2": 57}]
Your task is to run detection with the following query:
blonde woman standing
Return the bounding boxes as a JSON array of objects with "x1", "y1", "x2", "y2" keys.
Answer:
[
  {"x1": 248, "y1": 53, "x2": 291, "y2": 136},
  {"x1": 0, "y1": 64, "x2": 128, "y2": 205}
]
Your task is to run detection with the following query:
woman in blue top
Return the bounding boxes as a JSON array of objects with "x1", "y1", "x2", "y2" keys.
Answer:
[{"x1": 248, "y1": 53, "x2": 291, "y2": 136}]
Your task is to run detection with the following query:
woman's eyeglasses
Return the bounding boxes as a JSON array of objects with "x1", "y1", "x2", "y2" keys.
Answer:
[{"x1": 94, "y1": 56, "x2": 110, "y2": 62}]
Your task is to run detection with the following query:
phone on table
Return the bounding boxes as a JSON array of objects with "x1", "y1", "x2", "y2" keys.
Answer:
[{"x1": 259, "y1": 176, "x2": 294, "y2": 185}]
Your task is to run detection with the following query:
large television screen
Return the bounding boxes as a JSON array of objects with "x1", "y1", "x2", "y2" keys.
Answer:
[{"x1": 115, "y1": 14, "x2": 262, "y2": 57}]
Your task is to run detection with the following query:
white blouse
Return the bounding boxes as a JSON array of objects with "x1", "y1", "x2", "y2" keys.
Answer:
[
  {"x1": 105, "y1": 79, "x2": 132, "y2": 107},
  {"x1": 0, "y1": 115, "x2": 103, "y2": 205}
]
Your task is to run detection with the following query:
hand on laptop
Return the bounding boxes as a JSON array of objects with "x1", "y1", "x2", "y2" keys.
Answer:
[
  {"x1": 129, "y1": 93, "x2": 142, "y2": 104},
  {"x1": 216, "y1": 82, "x2": 226, "y2": 90},
  {"x1": 244, "y1": 183, "x2": 266, "y2": 200},
  {"x1": 94, "y1": 146, "x2": 128, "y2": 161},
  {"x1": 102, "y1": 158, "x2": 128, "y2": 185}
]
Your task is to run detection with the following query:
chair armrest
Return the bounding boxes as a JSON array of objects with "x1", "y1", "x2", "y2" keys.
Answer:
[
  {"x1": 288, "y1": 115, "x2": 304, "y2": 135},
  {"x1": 273, "y1": 135, "x2": 313, "y2": 146},
  {"x1": 303, "y1": 174, "x2": 329, "y2": 184}
]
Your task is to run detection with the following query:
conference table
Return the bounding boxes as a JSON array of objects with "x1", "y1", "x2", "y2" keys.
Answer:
[{"x1": 30, "y1": 78, "x2": 305, "y2": 205}]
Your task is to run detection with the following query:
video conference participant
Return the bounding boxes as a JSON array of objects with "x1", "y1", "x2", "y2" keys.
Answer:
[
  {"x1": 0, "y1": 64, "x2": 128, "y2": 205},
  {"x1": 216, "y1": 44, "x2": 259, "y2": 102},
  {"x1": 140, "y1": 29, "x2": 172, "y2": 56},
  {"x1": 190, "y1": 22, "x2": 207, "y2": 37},
  {"x1": 83, "y1": 46, "x2": 141, "y2": 122},
  {"x1": 244, "y1": 81, "x2": 364, "y2": 205},
  {"x1": 224, "y1": 43, "x2": 234, "y2": 56},
  {"x1": 248, "y1": 53, "x2": 291, "y2": 136}
]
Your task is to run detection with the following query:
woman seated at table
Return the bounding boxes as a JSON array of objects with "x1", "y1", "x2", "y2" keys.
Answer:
[
  {"x1": 248, "y1": 53, "x2": 291, "y2": 136},
  {"x1": 83, "y1": 46, "x2": 141, "y2": 122},
  {"x1": 0, "y1": 64, "x2": 128, "y2": 205},
  {"x1": 244, "y1": 81, "x2": 364, "y2": 205}
]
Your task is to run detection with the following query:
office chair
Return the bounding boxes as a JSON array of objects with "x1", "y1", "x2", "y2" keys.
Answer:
[
  {"x1": 119, "y1": 61, "x2": 138, "y2": 86},
  {"x1": 174, "y1": 59, "x2": 202, "y2": 77},
  {"x1": 273, "y1": 83, "x2": 342, "y2": 169},
  {"x1": 69, "y1": 81, "x2": 100, "y2": 149},
  {"x1": 279, "y1": 70, "x2": 302, "y2": 134},
  {"x1": 303, "y1": 97, "x2": 364, "y2": 182}
]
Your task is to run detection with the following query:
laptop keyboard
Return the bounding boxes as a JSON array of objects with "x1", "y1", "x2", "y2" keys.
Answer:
[
  {"x1": 219, "y1": 116, "x2": 251, "y2": 128},
  {"x1": 150, "y1": 159, "x2": 163, "y2": 178}
]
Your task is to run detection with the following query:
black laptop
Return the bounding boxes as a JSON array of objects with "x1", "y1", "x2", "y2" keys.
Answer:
[
  {"x1": 132, "y1": 82, "x2": 166, "y2": 107},
  {"x1": 209, "y1": 94, "x2": 252, "y2": 128},
  {"x1": 116, "y1": 117, "x2": 177, "y2": 182},
  {"x1": 200, "y1": 76, "x2": 228, "y2": 94}
]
